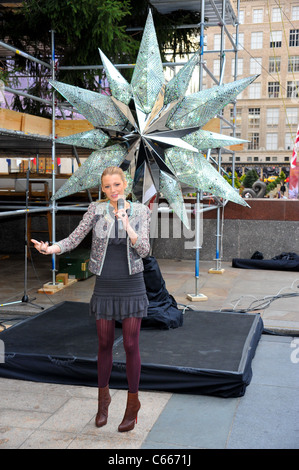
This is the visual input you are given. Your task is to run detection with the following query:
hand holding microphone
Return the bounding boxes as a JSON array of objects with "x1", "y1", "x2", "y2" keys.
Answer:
[
  {"x1": 117, "y1": 197, "x2": 125, "y2": 230},
  {"x1": 115, "y1": 197, "x2": 138, "y2": 245},
  {"x1": 116, "y1": 198, "x2": 128, "y2": 231}
]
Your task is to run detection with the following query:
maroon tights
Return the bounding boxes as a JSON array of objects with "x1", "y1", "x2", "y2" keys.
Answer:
[{"x1": 96, "y1": 317, "x2": 142, "y2": 393}]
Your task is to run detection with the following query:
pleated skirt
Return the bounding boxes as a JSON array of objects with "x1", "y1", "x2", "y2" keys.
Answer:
[{"x1": 89, "y1": 272, "x2": 148, "y2": 321}]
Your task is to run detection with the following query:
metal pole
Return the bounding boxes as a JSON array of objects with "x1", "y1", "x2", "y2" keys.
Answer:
[
  {"x1": 0, "y1": 40, "x2": 51, "y2": 69},
  {"x1": 4, "y1": 86, "x2": 52, "y2": 106},
  {"x1": 59, "y1": 61, "x2": 192, "y2": 71},
  {"x1": 0, "y1": 169, "x2": 43, "y2": 309},
  {"x1": 209, "y1": 0, "x2": 226, "y2": 275},
  {"x1": 186, "y1": 191, "x2": 207, "y2": 301},
  {"x1": 231, "y1": 0, "x2": 240, "y2": 189},
  {"x1": 50, "y1": 30, "x2": 58, "y2": 286},
  {"x1": 186, "y1": 0, "x2": 207, "y2": 302}
]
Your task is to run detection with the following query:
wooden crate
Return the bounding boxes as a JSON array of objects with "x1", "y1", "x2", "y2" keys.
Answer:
[
  {"x1": 21, "y1": 113, "x2": 52, "y2": 136},
  {"x1": 55, "y1": 119, "x2": 94, "y2": 137},
  {"x1": 0, "y1": 109, "x2": 94, "y2": 138},
  {"x1": 0, "y1": 108, "x2": 23, "y2": 131}
]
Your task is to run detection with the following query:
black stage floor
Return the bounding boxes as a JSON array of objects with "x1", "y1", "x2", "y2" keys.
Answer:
[{"x1": 0, "y1": 301, "x2": 263, "y2": 398}]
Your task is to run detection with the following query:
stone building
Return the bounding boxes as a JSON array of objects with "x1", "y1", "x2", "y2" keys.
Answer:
[{"x1": 203, "y1": 0, "x2": 299, "y2": 179}]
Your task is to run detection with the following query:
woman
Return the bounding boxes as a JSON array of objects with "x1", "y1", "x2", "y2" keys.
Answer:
[{"x1": 31, "y1": 166, "x2": 151, "y2": 432}]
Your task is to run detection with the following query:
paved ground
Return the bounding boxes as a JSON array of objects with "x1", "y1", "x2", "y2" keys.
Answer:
[{"x1": 0, "y1": 254, "x2": 298, "y2": 450}]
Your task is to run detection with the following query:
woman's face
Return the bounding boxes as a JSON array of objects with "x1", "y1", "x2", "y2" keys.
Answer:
[{"x1": 102, "y1": 173, "x2": 127, "y2": 203}]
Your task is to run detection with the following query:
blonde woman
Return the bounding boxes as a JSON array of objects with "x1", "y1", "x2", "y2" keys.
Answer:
[{"x1": 32, "y1": 166, "x2": 151, "y2": 432}]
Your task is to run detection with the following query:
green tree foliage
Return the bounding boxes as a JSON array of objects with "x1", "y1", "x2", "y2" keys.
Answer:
[
  {"x1": 223, "y1": 171, "x2": 242, "y2": 189},
  {"x1": 265, "y1": 171, "x2": 286, "y2": 194},
  {"x1": 242, "y1": 169, "x2": 259, "y2": 188},
  {"x1": 1, "y1": 0, "x2": 200, "y2": 116}
]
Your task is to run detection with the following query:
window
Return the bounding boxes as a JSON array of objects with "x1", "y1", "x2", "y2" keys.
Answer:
[
  {"x1": 233, "y1": 33, "x2": 244, "y2": 50},
  {"x1": 250, "y1": 57, "x2": 262, "y2": 74},
  {"x1": 266, "y1": 133, "x2": 278, "y2": 150},
  {"x1": 270, "y1": 31, "x2": 282, "y2": 48},
  {"x1": 266, "y1": 157, "x2": 271, "y2": 162},
  {"x1": 267, "y1": 108, "x2": 279, "y2": 126},
  {"x1": 248, "y1": 108, "x2": 260, "y2": 128},
  {"x1": 248, "y1": 133, "x2": 260, "y2": 150},
  {"x1": 249, "y1": 82, "x2": 261, "y2": 99},
  {"x1": 285, "y1": 133, "x2": 294, "y2": 150},
  {"x1": 286, "y1": 108, "x2": 298, "y2": 125},
  {"x1": 289, "y1": 29, "x2": 299, "y2": 47},
  {"x1": 253, "y1": 9, "x2": 263, "y2": 23},
  {"x1": 247, "y1": 157, "x2": 252, "y2": 162},
  {"x1": 254, "y1": 157, "x2": 259, "y2": 162},
  {"x1": 272, "y1": 8, "x2": 282, "y2": 22},
  {"x1": 231, "y1": 58, "x2": 243, "y2": 76},
  {"x1": 269, "y1": 57, "x2": 280, "y2": 73},
  {"x1": 251, "y1": 32, "x2": 263, "y2": 49},
  {"x1": 287, "y1": 81, "x2": 299, "y2": 98},
  {"x1": 288, "y1": 56, "x2": 299, "y2": 72},
  {"x1": 213, "y1": 59, "x2": 220, "y2": 76},
  {"x1": 213, "y1": 34, "x2": 225, "y2": 50},
  {"x1": 230, "y1": 108, "x2": 242, "y2": 126},
  {"x1": 239, "y1": 10, "x2": 245, "y2": 24},
  {"x1": 284, "y1": 156, "x2": 290, "y2": 162},
  {"x1": 292, "y1": 6, "x2": 299, "y2": 20},
  {"x1": 268, "y1": 82, "x2": 280, "y2": 98}
]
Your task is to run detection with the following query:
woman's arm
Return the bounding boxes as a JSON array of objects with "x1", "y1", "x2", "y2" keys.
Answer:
[
  {"x1": 32, "y1": 202, "x2": 96, "y2": 255},
  {"x1": 31, "y1": 240, "x2": 61, "y2": 255}
]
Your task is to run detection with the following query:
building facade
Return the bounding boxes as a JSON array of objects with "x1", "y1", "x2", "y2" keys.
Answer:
[{"x1": 203, "y1": 0, "x2": 299, "y2": 178}]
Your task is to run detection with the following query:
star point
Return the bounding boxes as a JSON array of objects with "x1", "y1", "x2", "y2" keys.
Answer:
[{"x1": 51, "y1": 11, "x2": 258, "y2": 225}]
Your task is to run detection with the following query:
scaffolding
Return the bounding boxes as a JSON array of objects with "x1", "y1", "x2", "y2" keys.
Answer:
[{"x1": 0, "y1": 0, "x2": 242, "y2": 289}]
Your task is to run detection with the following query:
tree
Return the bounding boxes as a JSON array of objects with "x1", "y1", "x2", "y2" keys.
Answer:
[
  {"x1": 242, "y1": 169, "x2": 259, "y2": 189},
  {"x1": 265, "y1": 171, "x2": 286, "y2": 194},
  {"x1": 1, "y1": 0, "x2": 200, "y2": 116},
  {"x1": 223, "y1": 171, "x2": 242, "y2": 189}
]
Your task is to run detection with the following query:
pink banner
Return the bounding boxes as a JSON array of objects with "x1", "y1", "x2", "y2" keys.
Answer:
[{"x1": 289, "y1": 125, "x2": 299, "y2": 199}]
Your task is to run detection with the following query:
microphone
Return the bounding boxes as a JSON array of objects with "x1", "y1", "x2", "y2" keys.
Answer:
[{"x1": 117, "y1": 197, "x2": 125, "y2": 231}]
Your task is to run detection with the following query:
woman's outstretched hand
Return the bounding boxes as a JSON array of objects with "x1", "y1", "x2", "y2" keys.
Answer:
[{"x1": 31, "y1": 239, "x2": 60, "y2": 255}]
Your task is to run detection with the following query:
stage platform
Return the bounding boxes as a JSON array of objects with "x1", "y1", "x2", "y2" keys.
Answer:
[{"x1": 0, "y1": 301, "x2": 263, "y2": 398}]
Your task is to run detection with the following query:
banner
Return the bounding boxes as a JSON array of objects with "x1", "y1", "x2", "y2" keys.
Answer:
[{"x1": 289, "y1": 125, "x2": 299, "y2": 199}]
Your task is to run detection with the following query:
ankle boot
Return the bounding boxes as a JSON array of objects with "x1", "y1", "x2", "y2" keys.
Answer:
[
  {"x1": 118, "y1": 392, "x2": 140, "y2": 432},
  {"x1": 95, "y1": 385, "x2": 111, "y2": 428}
]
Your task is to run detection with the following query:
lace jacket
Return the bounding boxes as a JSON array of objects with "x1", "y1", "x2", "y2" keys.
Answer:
[{"x1": 55, "y1": 201, "x2": 151, "y2": 276}]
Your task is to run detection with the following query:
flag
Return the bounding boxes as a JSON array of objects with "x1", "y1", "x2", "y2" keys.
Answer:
[
  {"x1": 57, "y1": 157, "x2": 61, "y2": 167},
  {"x1": 289, "y1": 125, "x2": 299, "y2": 199}
]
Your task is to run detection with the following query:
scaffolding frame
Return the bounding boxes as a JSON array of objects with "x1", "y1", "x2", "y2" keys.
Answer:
[{"x1": 0, "y1": 0, "x2": 241, "y2": 287}]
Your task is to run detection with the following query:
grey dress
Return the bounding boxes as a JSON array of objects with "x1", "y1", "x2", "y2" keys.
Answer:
[{"x1": 89, "y1": 205, "x2": 148, "y2": 321}]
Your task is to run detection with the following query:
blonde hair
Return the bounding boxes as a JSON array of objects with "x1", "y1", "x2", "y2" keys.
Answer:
[
  {"x1": 99, "y1": 166, "x2": 127, "y2": 202},
  {"x1": 101, "y1": 166, "x2": 126, "y2": 184}
]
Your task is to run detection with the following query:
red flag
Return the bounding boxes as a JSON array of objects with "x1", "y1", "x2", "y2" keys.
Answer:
[
  {"x1": 57, "y1": 157, "x2": 61, "y2": 167},
  {"x1": 289, "y1": 125, "x2": 299, "y2": 199}
]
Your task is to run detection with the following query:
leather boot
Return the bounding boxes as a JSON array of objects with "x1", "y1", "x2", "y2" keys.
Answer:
[
  {"x1": 118, "y1": 392, "x2": 140, "y2": 432},
  {"x1": 95, "y1": 385, "x2": 111, "y2": 428}
]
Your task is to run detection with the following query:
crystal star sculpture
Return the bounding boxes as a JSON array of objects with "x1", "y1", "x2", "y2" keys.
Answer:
[{"x1": 50, "y1": 10, "x2": 258, "y2": 228}]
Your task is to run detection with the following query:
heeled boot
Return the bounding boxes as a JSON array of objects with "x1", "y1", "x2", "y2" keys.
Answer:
[
  {"x1": 95, "y1": 385, "x2": 111, "y2": 428},
  {"x1": 118, "y1": 392, "x2": 141, "y2": 432}
]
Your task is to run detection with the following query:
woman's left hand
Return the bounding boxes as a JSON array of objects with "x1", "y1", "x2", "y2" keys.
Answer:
[
  {"x1": 115, "y1": 206, "x2": 138, "y2": 245},
  {"x1": 115, "y1": 208, "x2": 129, "y2": 230}
]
